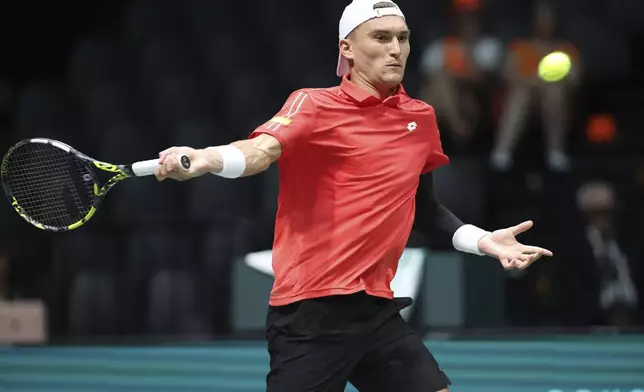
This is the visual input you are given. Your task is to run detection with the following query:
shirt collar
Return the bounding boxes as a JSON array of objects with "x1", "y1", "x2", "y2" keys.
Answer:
[{"x1": 339, "y1": 74, "x2": 409, "y2": 107}]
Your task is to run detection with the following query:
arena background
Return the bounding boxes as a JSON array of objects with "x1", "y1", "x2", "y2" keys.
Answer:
[{"x1": 2, "y1": 0, "x2": 644, "y2": 391}]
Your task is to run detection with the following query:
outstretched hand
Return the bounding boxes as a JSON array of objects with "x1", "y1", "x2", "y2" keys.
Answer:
[{"x1": 477, "y1": 220, "x2": 553, "y2": 270}]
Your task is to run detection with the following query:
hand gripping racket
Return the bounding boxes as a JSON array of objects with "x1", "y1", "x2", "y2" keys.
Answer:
[{"x1": 1, "y1": 138, "x2": 190, "y2": 232}]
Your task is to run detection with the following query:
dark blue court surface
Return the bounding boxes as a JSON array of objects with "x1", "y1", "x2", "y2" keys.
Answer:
[{"x1": 2, "y1": 335, "x2": 644, "y2": 392}]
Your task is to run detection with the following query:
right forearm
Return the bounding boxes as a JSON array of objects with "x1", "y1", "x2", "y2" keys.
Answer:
[
  {"x1": 199, "y1": 134, "x2": 282, "y2": 178},
  {"x1": 199, "y1": 146, "x2": 225, "y2": 173},
  {"x1": 200, "y1": 145, "x2": 268, "y2": 177}
]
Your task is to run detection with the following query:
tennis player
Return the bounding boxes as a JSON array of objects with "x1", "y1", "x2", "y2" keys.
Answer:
[{"x1": 156, "y1": 1, "x2": 553, "y2": 390}]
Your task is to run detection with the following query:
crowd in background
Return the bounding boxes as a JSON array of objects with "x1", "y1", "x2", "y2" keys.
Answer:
[
  {"x1": 422, "y1": 1, "x2": 579, "y2": 171},
  {"x1": 1, "y1": 0, "x2": 643, "y2": 340}
]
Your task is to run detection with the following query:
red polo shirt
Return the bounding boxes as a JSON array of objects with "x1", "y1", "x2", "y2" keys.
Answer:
[{"x1": 249, "y1": 76, "x2": 449, "y2": 306}]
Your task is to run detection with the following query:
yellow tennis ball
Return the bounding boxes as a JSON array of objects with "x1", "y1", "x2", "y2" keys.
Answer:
[{"x1": 538, "y1": 51, "x2": 571, "y2": 82}]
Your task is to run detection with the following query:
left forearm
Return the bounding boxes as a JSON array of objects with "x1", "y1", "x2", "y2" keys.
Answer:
[
  {"x1": 414, "y1": 174, "x2": 489, "y2": 255},
  {"x1": 413, "y1": 173, "x2": 463, "y2": 245},
  {"x1": 414, "y1": 199, "x2": 464, "y2": 246}
]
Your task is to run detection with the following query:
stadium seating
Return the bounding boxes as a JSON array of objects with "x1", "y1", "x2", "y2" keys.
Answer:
[
  {"x1": 144, "y1": 269, "x2": 208, "y2": 336},
  {"x1": 67, "y1": 272, "x2": 118, "y2": 335}
]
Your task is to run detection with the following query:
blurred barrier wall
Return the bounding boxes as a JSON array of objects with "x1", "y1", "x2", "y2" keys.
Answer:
[
  {"x1": 2, "y1": 336, "x2": 644, "y2": 392},
  {"x1": 0, "y1": 300, "x2": 47, "y2": 344},
  {"x1": 233, "y1": 248, "x2": 428, "y2": 329},
  {"x1": 233, "y1": 249, "x2": 507, "y2": 331}
]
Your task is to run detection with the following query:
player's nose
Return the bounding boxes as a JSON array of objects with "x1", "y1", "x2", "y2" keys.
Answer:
[{"x1": 389, "y1": 38, "x2": 401, "y2": 58}]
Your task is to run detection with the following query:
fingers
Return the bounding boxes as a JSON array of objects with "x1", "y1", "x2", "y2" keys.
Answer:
[
  {"x1": 500, "y1": 252, "x2": 545, "y2": 270},
  {"x1": 156, "y1": 146, "x2": 181, "y2": 181},
  {"x1": 514, "y1": 255, "x2": 539, "y2": 269},
  {"x1": 497, "y1": 237, "x2": 553, "y2": 271},
  {"x1": 501, "y1": 259, "x2": 527, "y2": 269},
  {"x1": 157, "y1": 147, "x2": 193, "y2": 180},
  {"x1": 510, "y1": 220, "x2": 534, "y2": 236},
  {"x1": 165, "y1": 153, "x2": 180, "y2": 173},
  {"x1": 501, "y1": 258, "x2": 528, "y2": 270},
  {"x1": 500, "y1": 259, "x2": 518, "y2": 269},
  {"x1": 154, "y1": 160, "x2": 169, "y2": 181},
  {"x1": 521, "y1": 245, "x2": 553, "y2": 257},
  {"x1": 519, "y1": 253, "x2": 543, "y2": 269},
  {"x1": 158, "y1": 148, "x2": 174, "y2": 164},
  {"x1": 517, "y1": 253, "x2": 532, "y2": 262},
  {"x1": 159, "y1": 147, "x2": 186, "y2": 164},
  {"x1": 155, "y1": 155, "x2": 169, "y2": 181},
  {"x1": 524, "y1": 246, "x2": 552, "y2": 257},
  {"x1": 155, "y1": 152, "x2": 182, "y2": 181}
]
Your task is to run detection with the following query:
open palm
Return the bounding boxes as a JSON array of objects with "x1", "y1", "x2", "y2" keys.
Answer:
[{"x1": 477, "y1": 220, "x2": 553, "y2": 270}]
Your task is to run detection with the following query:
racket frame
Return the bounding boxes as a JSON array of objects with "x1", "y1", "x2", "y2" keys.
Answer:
[{"x1": 2, "y1": 138, "x2": 153, "y2": 232}]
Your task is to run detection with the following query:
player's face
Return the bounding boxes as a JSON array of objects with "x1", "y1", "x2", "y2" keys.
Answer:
[{"x1": 344, "y1": 16, "x2": 410, "y2": 87}]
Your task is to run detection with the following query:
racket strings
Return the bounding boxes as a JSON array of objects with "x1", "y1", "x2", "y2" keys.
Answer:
[
  {"x1": 16, "y1": 148, "x2": 84, "y2": 226},
  {"x1": 9, "y1": 147, "x2": 87, "y2": 227},
  {"x1": 3, "y1": 143, "x2": 95, "y2": 228}
]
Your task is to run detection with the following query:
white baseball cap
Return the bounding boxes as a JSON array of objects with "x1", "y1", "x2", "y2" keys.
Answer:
[{"x1": 336, "y1": 0, "x2": 406, "y2": 77}]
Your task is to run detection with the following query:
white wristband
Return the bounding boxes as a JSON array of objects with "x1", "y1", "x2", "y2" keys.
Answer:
[
  {"x1": 452, "y1": 224, "x2": 490, "y2": 256},
  {"x1": 211, "y1": 145, "x2": 246, "y2": 179}
]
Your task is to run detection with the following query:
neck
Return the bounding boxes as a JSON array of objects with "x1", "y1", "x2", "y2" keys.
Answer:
[{"x1": 348, "y1": 71, "x2": 397, "y2": 100}]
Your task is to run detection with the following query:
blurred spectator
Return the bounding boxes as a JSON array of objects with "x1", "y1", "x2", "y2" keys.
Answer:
[
  {"x1": 491, "y1": 2, "x2": 580, "y2": 172},
  {"x1": 419, "y1": 1, "x2": 502, "y2": 151},
  {"x1": 574, "y1": 180, "x2": 639, "y2": 327}
]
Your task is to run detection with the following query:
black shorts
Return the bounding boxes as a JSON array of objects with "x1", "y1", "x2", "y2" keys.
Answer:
[{"x1": 265, "y1": 291, "x2": 451, "y2": 392}]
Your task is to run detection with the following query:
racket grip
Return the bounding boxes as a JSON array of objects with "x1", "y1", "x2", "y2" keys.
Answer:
[{"x1": 131, "y1": 154, "x2": 191, "y2": 177}]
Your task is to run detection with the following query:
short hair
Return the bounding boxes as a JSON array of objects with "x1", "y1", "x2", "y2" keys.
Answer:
[{"x1": 373, "y1": 2, "x2": 398, "y2": 10}]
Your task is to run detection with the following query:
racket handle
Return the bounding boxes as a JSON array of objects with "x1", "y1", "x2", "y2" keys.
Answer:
[{"x1": 131, "y1": 154, "x2": 191, "y2": 177}]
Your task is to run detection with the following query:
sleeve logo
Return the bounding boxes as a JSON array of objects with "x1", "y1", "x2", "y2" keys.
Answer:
[
  {"x1": 268, "y1": 116, "x2": 292, "y2": 126},
  {"x1": 266, "y1": 92, "x2": 308, "y2": 131}
]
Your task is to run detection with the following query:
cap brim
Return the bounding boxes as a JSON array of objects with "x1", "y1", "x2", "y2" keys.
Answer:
[{"x1": 336, "y1": 52, "x2": 349, "y2": 77}]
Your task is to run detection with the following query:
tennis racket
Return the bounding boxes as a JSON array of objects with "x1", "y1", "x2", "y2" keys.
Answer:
[{"x1": 1, "y1": 137, "x2": 190, "y2": 232}]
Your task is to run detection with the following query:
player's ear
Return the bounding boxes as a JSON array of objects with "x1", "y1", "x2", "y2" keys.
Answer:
[{"x1": 339, "y1": 39, "x2": 354, "y2": 61}]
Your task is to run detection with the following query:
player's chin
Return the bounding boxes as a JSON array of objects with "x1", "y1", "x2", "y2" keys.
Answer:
[{"x1": 380, "y1": 69, "x2": 405, "y2": 85}]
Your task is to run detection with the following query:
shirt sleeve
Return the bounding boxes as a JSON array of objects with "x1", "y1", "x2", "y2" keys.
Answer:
[
  {"x1": 414, "y1": 172, "x2": 465, "y2": 247},
  {"x1": 421, "y1": 113, "x2": 450, "y2": 174},
  {"x1": 249, "y1": 90, "x2": 316, "y2": 160}
]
